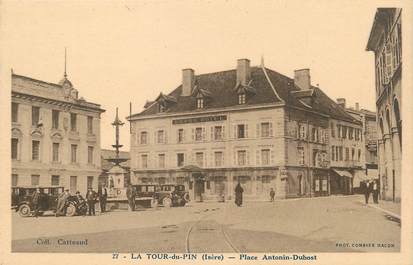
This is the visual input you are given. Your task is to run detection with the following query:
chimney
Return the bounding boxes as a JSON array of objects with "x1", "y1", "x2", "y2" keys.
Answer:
[
  {"x1": 182, "y1": 68, "x2": 194, "y2": 96},
  {"x1": 355, "y1": 102, "x2": 360, "y2": 111},
  {"x1": 236, "y1": 58, "x2": 251, "y2": 86},
  {"x1": 294, "y1": 69, "x2": 311, "y2": 90},
  {"x1": 337, "y1": 98, "x2": 346, "y2": 108}
]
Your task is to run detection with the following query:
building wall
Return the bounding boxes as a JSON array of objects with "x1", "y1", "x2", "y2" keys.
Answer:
[
  {"x1": 11, "y1": 75, "x2": 103, "y2": 195},
  {"x1": 130, "y1": 106, "x2": 287, "y2": 200},
  {"x1": 369, "y1": 8, "x2": 402, "y2": 201},
  {"x1": 131, "y1": 104, "x2": 336, "y2": 200}
]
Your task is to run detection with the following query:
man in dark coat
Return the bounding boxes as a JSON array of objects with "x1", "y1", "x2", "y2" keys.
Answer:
[
  {"x1": 55, "y1": 189, "x2": 70, "y2": 217},
  {"x1": 31, "y1": 188, "x2": 41, "y2": 217},
  {"x1": 364, "y1": 180, "x2": 372, "y2": 205},
  {"x1": 126, "y1": 184, "x2": 136, "y2": 211},
  {"x1": 98, "y1": 183, "x2": 108, "y2": 213},
  {"x1": 270, "y1": 188, "x2": 275, "y2": 202},
  {"x1": 372, "y1": 179, "x2": 379, "y2": 204},
  {"x1": 235, "y1": 182, "x2": 244, "y2": 207},
  {"x1": 86, "y1": 187, "x2": 97, "y2": 216}
]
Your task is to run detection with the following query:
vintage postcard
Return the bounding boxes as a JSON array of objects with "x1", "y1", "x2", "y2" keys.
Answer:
[{"x1": 0, "y1": 1, "x2": 412, "y2": 265}]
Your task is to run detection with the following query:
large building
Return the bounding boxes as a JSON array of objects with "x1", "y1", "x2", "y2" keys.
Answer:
[
  {"x1": 366, "y1": 8, "x2": 402, "y2": 202},
  {"x1": 339, "y1": 99, "x2": 379, "y2": 191},
  {"x1": 11, "y1": 70, "x2": 105, "y2": 193},
  {"x1": 128, "y1": 59, "x2": 363, "y2": 201}
]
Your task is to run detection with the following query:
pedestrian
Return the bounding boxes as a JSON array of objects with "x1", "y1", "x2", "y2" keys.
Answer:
[
  {"x1": 363, "y1": 180, "x2": 372, "y2": 205},
  {"x1": 55, "y1": 189, "x2": 70, "y2": 217},
  {"x1": 86, "y1": 187, "x2": 97, "y2": 216},
  {"x1": 31, "y1": 188, "x2": 41, "y2": 217},
  {"x1": 372, "y1": 179, "x2": 379, "y2": 204},
  {"x1": 98, "y1": 183, "x2": 108, "y2": 213},
  {"x1": 235, "y1": 181, "x2": 244, "y2": 207},
  {"x1": 270, "y1": 188, "x2": 275, "y2": 202},
  {"x1": 126, "y1": 184, "x2": 136, "y2": 211}
]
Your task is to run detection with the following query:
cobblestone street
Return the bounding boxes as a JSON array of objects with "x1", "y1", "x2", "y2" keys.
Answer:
[{"x1": 12, "y1": 195, "x2": 400, "y2": 253}]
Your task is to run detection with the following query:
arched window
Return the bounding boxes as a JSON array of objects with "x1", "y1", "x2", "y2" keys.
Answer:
[{"x1": 394, "y1": 99, "x2": 401, "y2": 146}]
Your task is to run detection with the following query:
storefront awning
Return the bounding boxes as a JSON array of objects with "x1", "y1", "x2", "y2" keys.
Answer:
[{"x1": 332, "y1": 169, "x2": 353, "y2": 178}]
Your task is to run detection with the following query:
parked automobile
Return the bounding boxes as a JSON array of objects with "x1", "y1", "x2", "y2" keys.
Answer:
[
  {"x1": 156, "y1": 184, "x2": 190, "y2": 207},
  {"x1": 133, "y1": 184, "x2": 159, "y2": 208},
  {"x1": 11, "y1": 186, "x2": 87, "y2": 217}
]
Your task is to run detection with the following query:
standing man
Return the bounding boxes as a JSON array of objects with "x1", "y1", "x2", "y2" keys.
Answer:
[
  {"x1": 126, "y1": 184, "x2": 136, "y2": 211},
  {"x1": 86, "y1": 187, "x2": 97, "y2": 216},
  {"x1": 364, "y1": 180, "x2": 372, "y2": 205},
  {"x1": 31, "y1": 188, "x2": 41, "y2": 217},
  {"x1": 372, "y1": 179, "x2": 379, "y2": 204},
  {"x1": 98, "y1": 183, "x2": 108, "y2": 213},
  {"x1": 55, "y1": 189, "x2": 70, "y2": 217},
  {"x1": 270, "y1": 188, "x2": 275, "y2": 202},
  {"x1": 235, "y1": 181, "x2": 244, "y2": 207}
]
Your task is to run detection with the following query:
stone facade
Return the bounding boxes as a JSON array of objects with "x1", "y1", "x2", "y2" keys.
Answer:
[
  {"x1": 344, "y1": 102, "x2": 379, "y2": 188},
  {"x1": 11, "y1": 72, "x2": 105, "y2": 194},
  {"x1": 366, "y1": 8, "x2": 402, "y2": 202},
  {"x1": 128, "y1": 59, "x2": 362, "y2": 201}
]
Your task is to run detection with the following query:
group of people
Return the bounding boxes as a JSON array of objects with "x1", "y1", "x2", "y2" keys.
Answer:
[
  {"x1": 29, "y1": 184, "x2": 109, "y2": 217},
  {"x1": 362, "y1": 179, "x2": 380, "y2": 205},
  {"x1": 83, "y1": 184, "x2": 109, "y2": 215}
]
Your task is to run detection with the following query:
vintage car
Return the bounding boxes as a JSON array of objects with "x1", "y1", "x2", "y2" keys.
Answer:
[
  {"x1": 133, "y1": 184, "x2": 159, "y2": 208},
  {"x1": 11, "y1": 186, "x2": 87, "y2": 217},
  {"x1": 155, "y1": 184, "x2": 190, "y2": 207}
]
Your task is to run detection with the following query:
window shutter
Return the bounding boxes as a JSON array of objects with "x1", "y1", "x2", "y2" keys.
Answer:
[
  {"x1": 233, "y1": 125, "x2": 237, "y2": 139},
  {"x1": 256, "y1": 150, "x2": 260, "y2": 166},
  {"x1": 270, "y1": 149, "x2": 275, "y2": 165},
  {"x1": 222, "y1": 125, "x2": 225, "y2": 139},
  {"x1": 176, "y1": 129, "x2": 179, "y2": 143},
  {"x1": 147, "y1": 131, "x2": 150, "y2": 144},
  {"x1": 202, "y1": 127, "x2": 206, "y2": 141},
  {"x1": 210, "y1": 152, "x2": 214, "y2": 167},
  {"x1": 164, "y1": 131, "x2": 168, "y2": 143},
  {"x1": 385, "y1": 43, "x2": 393, "y2": 79},
  {"x1": 256, "y1": 123, "x2": 260, "y2": 138},
  {"x1": 221, "y1": 151, "x2": 225, "y2": 166},
  {"x1": 246, "y1": 150, "x2": 249, "y2": 165},
  {"x1": 245, "y1": 124, "x2": 249, "y2": 138},
  {"x1": 192, "y1": 128, "x2": 195, "y2": 141},
  {"x1": 269, "y1": 122, "x2": 273, "y2": 137},
  {"x1": 210, "y1": 126, "x2": 214, "y2": 141}
]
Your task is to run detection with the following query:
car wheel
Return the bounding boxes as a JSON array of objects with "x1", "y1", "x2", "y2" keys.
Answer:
[
  {"x1": 18, "y1": 204, "x2": 31, "y2": 217},
  {"x1": 184, "y1": 193, "x2": 190, "y2": 202},
  {"x1": 162, "y1": 197, "x2": 172, "y2": 208},
  {"x1": 65, "y1": 204, "x2": 76, "y2": 217},
  {"x1": 150, "y1": 199, "x2": 158, "y2": 208}
]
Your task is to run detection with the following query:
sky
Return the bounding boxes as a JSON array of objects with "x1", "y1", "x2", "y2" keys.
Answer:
[{"x1": 2, "y1": 0, "x2": 385, "y2": 150}]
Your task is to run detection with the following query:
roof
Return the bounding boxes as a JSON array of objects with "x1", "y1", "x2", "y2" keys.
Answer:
[
  {"x1": 129, "y1": 65, "x2": 360, "y2": 124},
  {"x1": 366, "y1": 8, "x2": 400, "y2": 51},
  {"x1": 101, "y1": 149, "x2": 130, "y2": 171},
  {"x1": 12, "y1": 73, "x2": 105, "y2": 112}
]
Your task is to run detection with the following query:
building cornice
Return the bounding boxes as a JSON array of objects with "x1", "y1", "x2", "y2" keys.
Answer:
[
  {"x1": 128, "y1": 102, "x2": 284, "y2": 121},
  {"x1": 12, "y1": 91, "x2": 105, "y2": 113}
]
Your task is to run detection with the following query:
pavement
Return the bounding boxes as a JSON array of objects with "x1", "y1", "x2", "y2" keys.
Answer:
[{"x1": 12, "y1": 195, "x2": 400, "y2": 253}]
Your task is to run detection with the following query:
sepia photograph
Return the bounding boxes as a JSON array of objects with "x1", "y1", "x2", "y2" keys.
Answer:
[{"x1": 0, "y1": 1, "x2": 412, "y2": 264}]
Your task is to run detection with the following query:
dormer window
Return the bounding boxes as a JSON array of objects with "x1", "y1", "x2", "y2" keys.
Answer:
[
  {"x1": 197, "y1": 98, "x2": 204, "y2": 109},
  {"x1": 239, "y1": 94, "x2": 246, "y2": 104},
  {"x1": 159, "y1": 103, "x2": 166, "y2": 113}
]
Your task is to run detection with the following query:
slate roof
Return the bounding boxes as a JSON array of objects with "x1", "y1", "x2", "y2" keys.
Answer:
[{"x1": 129, "y1": 65, "x2": 360, "y2": 124}]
